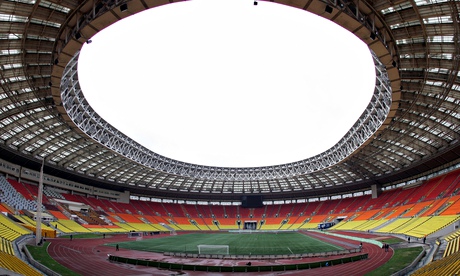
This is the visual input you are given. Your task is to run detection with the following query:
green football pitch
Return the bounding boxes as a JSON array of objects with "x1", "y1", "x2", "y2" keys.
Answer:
[{"x1": 106, "y1": 232, "x2": 344, "y2": 255}]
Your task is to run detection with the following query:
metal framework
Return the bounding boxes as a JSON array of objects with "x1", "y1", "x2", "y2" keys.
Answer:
[
  {"x1": 0, "y1": 0, "x2": 459, "y2": 200},
  {"x1": 61, "y1": 50, "x2": 392, "y2": 182}
]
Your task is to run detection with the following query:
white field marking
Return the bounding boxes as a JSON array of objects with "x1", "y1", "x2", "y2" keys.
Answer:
[
  {"x1": 310, "y1": 237, "x2": 343, "y2": 250},
  {"x1": 59, "y1": 245, "x2": 81, "y2": 253},
  {"x1": 287, "y1": 247, "x2": 294, "y2": 254}
]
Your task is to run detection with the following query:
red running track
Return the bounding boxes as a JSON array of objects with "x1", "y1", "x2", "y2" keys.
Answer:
[{"x1": 46, "y1": 231, "x2": 393, "y2": 276}]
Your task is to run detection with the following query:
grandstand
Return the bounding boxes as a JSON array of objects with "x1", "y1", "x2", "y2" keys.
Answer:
[{"x1": 0, "y1": 0, "x2": 460, "y2": 275}]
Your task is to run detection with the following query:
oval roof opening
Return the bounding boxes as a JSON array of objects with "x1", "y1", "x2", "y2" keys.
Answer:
[{"x1": 78, "y1": 0, "x2": 375, "y2": 167}]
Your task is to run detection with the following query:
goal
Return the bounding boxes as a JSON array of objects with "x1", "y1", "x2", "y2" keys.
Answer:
[{"x1": 197, "y1": 245, "x2": 229, "y2": 255}]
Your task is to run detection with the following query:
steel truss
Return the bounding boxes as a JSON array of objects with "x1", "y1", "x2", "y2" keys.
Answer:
[{"x1": 61, "y1": 51, "x2": 392, "y2": 182}]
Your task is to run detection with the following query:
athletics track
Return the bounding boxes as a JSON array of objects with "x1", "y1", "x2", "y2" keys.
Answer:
[{"x1": 46, "y1": 231, "x2": 394, "y2": 276}]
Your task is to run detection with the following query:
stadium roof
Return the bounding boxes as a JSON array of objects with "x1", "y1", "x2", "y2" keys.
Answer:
[{"x1": 0, "y1": 0, "x2": 459, "y2": 201}]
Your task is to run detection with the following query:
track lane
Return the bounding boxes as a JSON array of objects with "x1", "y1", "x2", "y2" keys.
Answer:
[{"x1": 46, "y1": 232, "x2": 393, "y2": 276}]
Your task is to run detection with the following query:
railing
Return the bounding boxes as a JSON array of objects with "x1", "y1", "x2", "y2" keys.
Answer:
[{"x1": 164, "y1": 248, "x2": 362, "y2": 260}]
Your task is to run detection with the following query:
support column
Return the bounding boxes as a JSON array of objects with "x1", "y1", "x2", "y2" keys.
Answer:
[
  {"x1": 371, "y1": 184, "x2": 381, "y2": 199},
  {"x1": 35, "y1": 159, "x2": 44, "y2": 245}
]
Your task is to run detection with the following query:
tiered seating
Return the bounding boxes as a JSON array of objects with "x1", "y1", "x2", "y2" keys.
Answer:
[
  {"x1": 224, "y1": 205, "x2": 238, "y2": 218},
  {"x1": 0, "y1": 238, "x2": 14, "y2": 255},
  {"x1": 200, "y1": 218, "x2": 219, "y2": 230},
  {"x1": 316, "y1": 199, "x2": 339, "y2": 215},
  {"x1": 443, "y1": 229, "x2": 460, "y2": 258},
  {"x1": 353, "y1": 219, "x2": 388, "y2": 231},
  {"x1": 440, "y1": 195, "x2": 460, "y2": 215},
  {"x1": 126, "y1": 223, "x2": 162, "y2": 232},
  {"x1": 1, "y1": 168, "x2": 460, "y2": 247},
  {"x1": 197, "y1": 205, "x2": 212, "y2": 218},
  {"x1": 43, "y1": 187, "x2": 65, "y2": 200},
  {"x1": 61, "y1": 193, "x2": 83, "y2": 202},
  {"x1": 406, "y1": 215, "x2": 460, "y2": 238},
  {"x1": 404, "y1": 201, "x2": 433, "y2": 217},
  {"x1": 277, "y1": 204, "x2": 293, "y2": 217},
  {"x1": 391, "y1": 188, "x2": 415, "y2": 207},
  {"x1": 354, "y1": 209, "x2": 381, "y2": 220},
  {"x1": 84, "y1": 225, "x2": 122, "y2": 233},
  {"x1": 130, "y1": 200, "x2": 154, "y2": 216},
  {"x1": 390, "y1": 217, "x2": 431, "y2": 235},
  {"x1": 173, "y1": 217, "x2": 200, "y2": 230},
  {"x1": 405, "y1": 182, "x2": 434, "y2": 204},
  {"x1": 332, "y1": 197, "x2": 356, "y2": 215},
  {"x1": 71, "y1": 210, "x2": 108, "y2": 225},
  {"x1": 83, "y1": 196, "x2": 109, "y2": 211},
  {"x1": 181, "y1": 204, "x2": 199, "y2": 217},
  {"x1": 7, "y1": 179, "x2": 35, "y2": 201},
  {"x1": 308, "y1": 214, "x2": 328, "y2": 223},
  {"x1": 210, "y1": 205, "x2": 225, "y2": 218},
  {"x1": 252, "y1": 206, "x2": 266, "y2": 218},
  {"x1": 260, "y1": 217, "x2": 284, "y2": 230},
  {"x1": 331, "y1": 220, "x2": 367, "y2": 230},
  {"x1": 49, "y1": 210, "x2": 68, "y2": 220},
  {"x1": 162, "y1": 202, "x2": 182, "y2": 217},
  {"x1": 423, "y1": 197, "x2": 450, "y2": 216},
  {"x1": 0, "y1": 213, "x2": 32, "y2": 241},
  {"x1": 264, "y1": 205, "x2": 276, "y2": 218},
  {"x1": 115, "y1": 202, "x2": 139, "y2": 215},
  {"x1": 0, "y1": 203, "x2": 13, "y2": 214},
  {"x1": 238, "y1": 207, "x2": 251, "y2": 219},
  {"x1": 298, "y1": 221, "x2": 319, "y2": 229},
  {"x1": 375, "y1": 218, "x2": 412, "y2": 234},
  {"x1": 423, "y1": 175, "x2": 449, "y2": 201},
  {"x1": 411, "y1": 250, "x2": 460, "y2": 276},
  {"x1": 16, "y1": 215, "x2": 54, "y2": 231},
  {"x1": 148, "y1": 202, "x2": 168, "y2": 216},
  {"x1": 217, "y1": 218, "x2": 238, "y2": 229},
  {"x1": 0, "y1": 251, "x2": 42, "y2": 276},
  {"x1": 22, "y1": 182, "x2": 52, "y2": 204},
  {"x1": 15, "y1": 215, "x2": 57, "y2": 238},
  {"x1": 116, "y1": 213, "x2": 142, "y2": 223},
  {"x1": 0, "y1": 176, "x2": 37, "y2": 211},
  {"x1": 55, "y1": 219, "x2": 91, "y2": 233},
  {"x1": 371, "y1": 190, "x2": 399, "y2": 210},
  {"x1": 113, "y1": 222, "x2": 139, "y2": 232},
  {"x1": 381, "y1": 206, "x2": 410, "y2": 219},
  {"x1": 100, "y1": 199, "x2": 122, "y2": 213},
  {"x1": 426, "y1": 170, "x2": 460, "y2": 200},
  {"x1": 292, "y1": 202, "x2": 310, "y2": 216}
]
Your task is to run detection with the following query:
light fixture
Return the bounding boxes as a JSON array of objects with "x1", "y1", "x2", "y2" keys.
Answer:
[
  {"x1": 325, "y1": 5, "x2": 333, "y2": 14},
  {"x1": 120, "y1": 3, "x2": 128, "y2": 12}
]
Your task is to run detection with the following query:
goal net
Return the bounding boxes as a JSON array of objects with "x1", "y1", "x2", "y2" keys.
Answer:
[{"x1": 197, "y1": 245, "x2": 229, "y2": 255}]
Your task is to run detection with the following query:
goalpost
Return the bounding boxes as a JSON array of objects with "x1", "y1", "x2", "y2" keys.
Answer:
[{"x1": 197, "y1": 245, "x2": 229, "y2": 255}]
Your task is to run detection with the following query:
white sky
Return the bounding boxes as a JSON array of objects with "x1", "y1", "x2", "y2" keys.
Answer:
[{"x1": 78, "y1": 0, "x2": 375, "y2": 168}]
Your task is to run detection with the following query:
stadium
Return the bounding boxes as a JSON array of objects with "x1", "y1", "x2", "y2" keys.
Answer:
[{"x1": 0, "y1": 0, "x2": 460, "y2": 275}]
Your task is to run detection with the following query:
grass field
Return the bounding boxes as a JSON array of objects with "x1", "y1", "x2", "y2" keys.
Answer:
[{"x1": 106, "y1": 232, "x2": 344, "y2": 255}]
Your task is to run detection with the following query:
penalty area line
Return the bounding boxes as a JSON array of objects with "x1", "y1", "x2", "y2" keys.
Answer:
[{"x1": 287, "y1": 247, "x2": 293, "y2": 254}]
